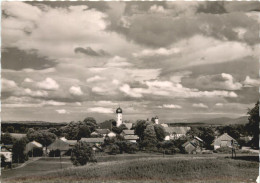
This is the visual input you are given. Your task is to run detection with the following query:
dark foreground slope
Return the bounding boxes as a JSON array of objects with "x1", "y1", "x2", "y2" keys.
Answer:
[{"x1": 3, "y1": 156, "x2": 258, "y2": 183}]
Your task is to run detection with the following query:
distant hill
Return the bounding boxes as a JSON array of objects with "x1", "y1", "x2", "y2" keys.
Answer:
[{"x1": 167, "y1": 116, "x2": 249, "y2": 127}]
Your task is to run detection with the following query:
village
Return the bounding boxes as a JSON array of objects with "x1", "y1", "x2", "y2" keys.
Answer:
[{"x1": 1, "y1": 103, "x2": 259, "y2": 183}]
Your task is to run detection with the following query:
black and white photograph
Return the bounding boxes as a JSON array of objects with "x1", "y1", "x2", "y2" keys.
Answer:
[{"x1": 1, "y1": 1, "x2": 259, "y2": 183}]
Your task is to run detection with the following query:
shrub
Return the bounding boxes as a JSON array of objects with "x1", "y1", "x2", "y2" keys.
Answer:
[
  {"x1": 215, "y1": 147, "x2": 232, "y2": 153},
  {"x1": 71, "y1": 141, "x2": 96, "y2": 166},
  {"x1": 107, "y1": 144, "x2": 120, "y2": 155}
]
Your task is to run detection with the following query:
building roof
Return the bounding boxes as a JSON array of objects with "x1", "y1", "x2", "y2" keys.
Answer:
[
  {"x1": 66, "y1": 140, "x2": 77, "y2": 146},
  {"x1": 124, "y1": 123, "x2": 133, "y2": 130},
  {"x1": 164, "y1": 127, "x2": 191, "y2": 135},
  {"x1": 124, "y1": 135, "x2": 139, "y2": 140},
  {"x1": 3, "y1": 133, "x2": 27, "y2": 140},
  {"x1": 213, "y1": 133, "x2": 237, "y2": 145},
  {"x1": 122, "y1": 130, "x2": 135, "y2": 135},
  {"x1": 47, "y1": 139, "x2": 71, "y2": 151},
  {"x1": 25, "y1": 141, "x2": 43, "y2": 153},
  {"x1": 80, "y1": 138, "x2": 104, "y2": 143},
  {"x1": 1, "y1": 146, "x2": 12, "y2": 152},
  {"x1": 116, "y1": 107, "x2": 123, "y2": 113},
  {"x1": 96, "y1": 129, "x2": 110, "y2": 134}
]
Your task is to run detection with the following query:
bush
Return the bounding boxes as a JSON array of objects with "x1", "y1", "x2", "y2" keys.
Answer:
[
  {"x1": 107, "y1": 144, "x2": 120, "y2": 155},
  {"x1": 215, "y1": 147, "x2": 232, "y2": 153},
  {"x1": 71, "y1": 141, "x2": 96, "y2": 166}
]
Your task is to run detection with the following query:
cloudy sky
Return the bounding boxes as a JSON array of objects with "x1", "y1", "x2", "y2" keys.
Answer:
[{"x1": 1, "y1": 1, "x2": 259, "y2": 123}]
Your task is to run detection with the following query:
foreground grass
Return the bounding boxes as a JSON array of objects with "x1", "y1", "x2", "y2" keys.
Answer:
[{"x1": 3, "y1": 156, "x2": 258, "y2": 183}]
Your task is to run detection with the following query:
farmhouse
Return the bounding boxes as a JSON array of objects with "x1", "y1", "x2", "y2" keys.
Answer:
[
  {"x1": 24, "y1": 141, "x2": 43, "y2": 155},
  {"x1": 164, "y1": 127, "x2": 191, "y2": 140},
  {"x1": 124, "y1": 135, "x2": 139, "y2": 143},
  {"x1": 182, "y1": 136, "x2": 204, "y2": 154},
  {"x1": 121, "y1": 130, "x2": 135, "y2": 136},
  {"x1": 1, "y1": 146, "x2": 12, "y2": 163},
  {"x1": 212, "y1": 133, "x2": 238, "y2": 150},
  {"x1": 47, "y1": 139, "x2": 72, "y2": 155},
  {"x1": 107, "y1": 131, "x2": 117, "y2": 137},
  {"x1": 80, "y1": 138, "x2": 104, "y2": 146},
  {"x1": 95, "y1": 129, "x2": 110, "y2": 137}
]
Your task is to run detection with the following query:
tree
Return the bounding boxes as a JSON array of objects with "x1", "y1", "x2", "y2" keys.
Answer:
[
  {"x1": 1, "y1": 133, "x2": 14, "y2": 145},
  {"x1": 154, "y1": 124, "x2": 166, "y2": 141},
  {"x1": 27, "y1": 130, "x2": 56, "y2": 147},
  {"x1": 133, "y1": 120, "x2": 148, "y2": 141},
  {"x1": 112, "y1": 124, "x2": 127, "y2": 134},
  {"x1": 141, "y1": 124, "x2": 158, "y2": 150},
  {"x1": 12, "y1": 137, "x2": 28, "y2": 163},
  {"x1": 187, "y1": 127, "x2": 215, "y2": 149},
  {"x1": 246, "y1": 101, "x2": 259, "y2": 149},
  {"x1": 71, "y1": 141, "x2": 96, "y2": 166},
  {"x1": 61, "y1": 121, "x2": 91, "y2": 140},
  {"x1": 6, "y1": 126, "x2": 14, "y2": 133},
  {"x1": 83, "y1": 117, "x2": 98, "y2": 132}
]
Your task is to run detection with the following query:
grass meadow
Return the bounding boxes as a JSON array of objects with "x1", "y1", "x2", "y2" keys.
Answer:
[{"x1": 2, "y1": 155, "x2": 258, "y2": 183}]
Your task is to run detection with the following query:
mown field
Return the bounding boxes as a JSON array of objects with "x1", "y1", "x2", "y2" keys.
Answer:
[{"x1": 2, "y1": 154, "x2": 258, "y2": 183}]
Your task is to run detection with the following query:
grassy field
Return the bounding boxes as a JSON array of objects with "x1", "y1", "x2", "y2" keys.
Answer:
[{"x1": 2, "y1": 154, "x2": 258, "y2": 183}]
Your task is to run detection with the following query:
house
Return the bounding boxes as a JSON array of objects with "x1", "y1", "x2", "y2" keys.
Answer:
[
  {"x1": 2, "y1": 133, "x2": 26, "y2": 140},
  {"x1": 47, "y1": 139, "x2": 72, "y2": 155},
  {"x1": 121, "y1": 130, "x2": 135, "y2": 136},
  {"x1": 124, "y1": 135, "x2": 139, "y2": 143},
  {"x1": 182, "y1": 137, "x2": 204, "y2": 154},
  {"x1": 1, "y1": 146, "x2": 12, "y2": 163},
  {"x1": 124, "y1": 123, "x2": 133, "y2": 130},
  {"x1": 212, "y1": 133, "x2": 238, "y2": 150},
  {"x1": 80, "y1": 138, "x2": 104, "y2": 146},
  {"x1": 161, "y1": 123, "x2": 169, "y2": 128},
  {"x1": 95, "y1": 129, "x2": 110, "y2": 137},
  {"x1": 164, "y1": 127, "x2": 191, "y2": 140},
  {"x1": 24, "y1": 141, "x2": 43, "y2": 154},
  {"x1": 107, "y1": 131, "x2": 117, "y2": 138}
]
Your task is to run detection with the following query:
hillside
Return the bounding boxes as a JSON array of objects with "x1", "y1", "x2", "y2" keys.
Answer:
[{"x1": 4, "y1": 157, "x2": 258, "y2": 183}]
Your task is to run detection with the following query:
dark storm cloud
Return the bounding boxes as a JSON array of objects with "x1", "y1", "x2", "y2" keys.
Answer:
[
  {"x1": 74, "y1": 47, "x2": 110, "y2": 57},
  {"x1": 2, "y1": 47, "x2": 57, "y2": 70}
]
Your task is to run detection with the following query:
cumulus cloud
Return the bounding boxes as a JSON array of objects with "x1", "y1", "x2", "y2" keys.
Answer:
[
  {"x1": 133, "y1": 47, "x2": 180, "y2": 58},
  {"x1": 56, "y1": 109, "x2": 68, "y2": 114},
  {"x1": 69, "y1": 86, "x2": 83, "y2": 96},
  {"x1": 160, "y1": 104, "x2": 182, "y2": 109},
  {"x1": 192, "y1": 103, "x2": 209, "y2": 109},
  {"x1": 86, "y1": 75, "x2": 105, "y2": 83},
  {"x1": 105, "y1": 56, "x2": 132, "y2": 68},
  {"x1": 87, "y1": 107, "x2": 113, "y2": 113},
  {"x1": 24, "y1": 78, "x2": 34, "y2": 83},
  {"x1": 243, "y1": 76, "x2": 260, "y2": 87},
  {"x1": 2, "y1": 78, "x2": 18, "y2": 92},
  {"x1": 119, "y1": 80, "x2": 238, "y2": 98},
  {"x1": 195, "y1": 73, "x2": 242, "y2": 91},
  {"x1": 37, "y1": 77, "x2": 59, "y2": 90},
  {"x1": 23, "y1": 88, "x2": 48, "y2": 97},
  {"x1": 215, "y1": 103, "x2": 224, "y2": 107}
]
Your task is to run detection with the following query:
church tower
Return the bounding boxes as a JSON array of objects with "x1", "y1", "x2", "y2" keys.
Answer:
[
  {"x1": 155, "y1": 116, "x2": 159, "y2": 124},
  {"x1": 116, "y1": 107, "x2": 123, "y2": 127}
]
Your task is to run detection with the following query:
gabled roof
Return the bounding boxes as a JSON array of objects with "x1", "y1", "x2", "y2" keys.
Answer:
[
  {"x1": 47, "y1": 139, "x2": 70, "y2": 151},
  {"x1": 66, "y1": 140, "x2": 77, "y2": 146},
  {"x1": 96, "y1": 129, "x2": 110, "y2": 134},
  {"x1": 213, "y1": 133, "x2": 236, "y2": 143},
  {"x1": 124, "y1": 135, "x2": 139, "y2": 140},
  {"x1": 80, "y1": 138, "x2": 104, "y2": 143},
  {"x1": 3, "y1": 133, "x2": 26, "y2": 140},
  {"x1": 122, "y1": 130, "x2": 135, "y2": 135},
  {"x1": 124, "y1": 123, "x2": 133, "y2": 130},
  {"x1": 164, "y1": 127, "x2": 191, "y2": 135},
  {"x1": 1, "y1": 146, "x2": 12, "y2": 152}
]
